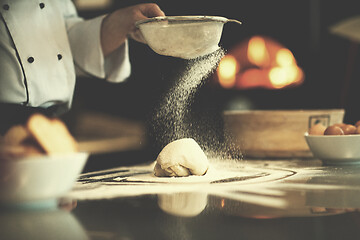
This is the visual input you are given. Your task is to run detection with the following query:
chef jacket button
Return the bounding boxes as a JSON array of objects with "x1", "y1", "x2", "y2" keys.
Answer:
[
  {"x1": 3, "y1": 4, "x2": 9, "y2": 10},
  {"x1": 27, "y1": 57, "x2": 34, "y2": 63},
  {"x1": 57, "y1": 54, "x2": 62, "y2": 60},
  {"x1": 39, "y1": 3, "x2": 45, "y2": 9}
]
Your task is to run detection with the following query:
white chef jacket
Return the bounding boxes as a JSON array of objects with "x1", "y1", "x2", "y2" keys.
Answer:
[{"x1": 0, "y1": 0, "x2": 131, "y2": 110}]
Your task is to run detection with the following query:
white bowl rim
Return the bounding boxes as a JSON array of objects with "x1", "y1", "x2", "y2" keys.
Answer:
[{"x1": 304, "y1": 132, "x2": 360, "y2": 138}]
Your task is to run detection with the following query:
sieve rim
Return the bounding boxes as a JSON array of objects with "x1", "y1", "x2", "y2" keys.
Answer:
[{"x1": 135, "y1": 16, "x2": 229, "y2": 27}]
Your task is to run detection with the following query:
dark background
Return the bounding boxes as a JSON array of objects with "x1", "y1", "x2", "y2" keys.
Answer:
[{"x1": 71, "y1": 0, "x2": 360, "y2": 125}]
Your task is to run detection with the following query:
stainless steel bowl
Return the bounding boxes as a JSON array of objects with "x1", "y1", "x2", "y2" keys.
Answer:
[{"x1": 135, "y1": 16, "x2": 242, "y2": 59}]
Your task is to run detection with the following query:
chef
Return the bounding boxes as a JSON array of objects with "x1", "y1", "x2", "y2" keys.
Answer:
[{"x1": 0, "y1": 0, "x2": 165, "y2": 134}]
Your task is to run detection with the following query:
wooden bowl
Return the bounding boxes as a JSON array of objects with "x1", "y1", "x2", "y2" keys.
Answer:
[{"x1": 223, "y1": 109, "x2": 345, "y2": 158}]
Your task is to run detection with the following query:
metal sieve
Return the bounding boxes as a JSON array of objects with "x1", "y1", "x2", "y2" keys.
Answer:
[{"x1": 135, "y1": 16, "x2": 242, "y2": 59}]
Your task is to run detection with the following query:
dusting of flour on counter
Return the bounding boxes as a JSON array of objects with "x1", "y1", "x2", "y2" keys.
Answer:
[{"x1": 154, "y1": 138, "x2": 209, "y2": 177}]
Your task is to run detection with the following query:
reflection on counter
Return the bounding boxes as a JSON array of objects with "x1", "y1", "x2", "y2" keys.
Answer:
[
  {"x1": 158, "y1": 192, "x2": 208, "y2": 217},
  {"x1": 71, "y1": 194, "x2": 360, "y2": 240},
  {"x1": 209, "y1": 192, "x2": 358, "y2": 219},
  {"x1": 0, "y1": 208, "x2": 88, "y2": 240}
]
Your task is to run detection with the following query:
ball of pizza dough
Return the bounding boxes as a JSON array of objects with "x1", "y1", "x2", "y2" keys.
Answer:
[{"x1": 154, "y1": 138, "x2": 209, "y2": 177}]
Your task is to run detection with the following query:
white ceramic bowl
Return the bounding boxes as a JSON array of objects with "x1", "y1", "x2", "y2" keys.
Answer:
[
  {"x1": 304, "y1": 133, "x2": 360, "y2": 165},
  {"x1": 0, "y1": 152, "x2": 88, "y2": 205}
]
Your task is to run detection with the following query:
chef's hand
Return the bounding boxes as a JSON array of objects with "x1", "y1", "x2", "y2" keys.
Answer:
[{"x1": 101, "y1": 3, "x2": 165, "y2": 57}]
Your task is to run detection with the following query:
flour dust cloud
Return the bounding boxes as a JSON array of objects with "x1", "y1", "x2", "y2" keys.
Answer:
[{"x1": 151, "y1": 48, "x2": 239, "y2": 159}]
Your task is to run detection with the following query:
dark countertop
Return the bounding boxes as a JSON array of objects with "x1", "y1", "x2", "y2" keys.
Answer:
[{"x1": 2, "y1": 155, "x2": 360, "y2": 240}]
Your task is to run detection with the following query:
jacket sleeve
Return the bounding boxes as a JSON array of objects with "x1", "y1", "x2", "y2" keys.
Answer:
[{"x1": 59, "y1": 0, "x2": 131, "y2": 83}]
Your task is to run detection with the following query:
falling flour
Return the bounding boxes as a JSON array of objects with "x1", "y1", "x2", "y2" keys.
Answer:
[{"x1": 151, "y1": 48, "x2": 237, "y2": 160}]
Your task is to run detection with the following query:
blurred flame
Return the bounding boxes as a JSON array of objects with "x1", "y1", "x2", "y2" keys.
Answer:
[
  {"x1": 221, "y1": 199, "x2": 225, "y2": 208},
  {"x1": 237, "y1": 68, "x2": 268, "y2": 88},
  {"x1": 248, "y1": 36, "x2": 270, "y2": 67},
  {"x1": 217, "y1": 55, "x2": 238, "y2": 88},
  {"x1": 269, "y1": 66, "x2": 303, "y2": 89},
  {"x1": 269, "y1": 67, "x2": 290, "y2": 88},
  {"x1": 216, "y1": 35, "x2": 304, "y2": 90},
  {"x1": 276, "y1": 48, "x2": 294, "y2": 67}
]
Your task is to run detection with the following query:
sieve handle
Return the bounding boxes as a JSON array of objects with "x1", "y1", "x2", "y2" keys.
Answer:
[{"x1": 226, "y1": 19, "x2": 242, "y2": 25}]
